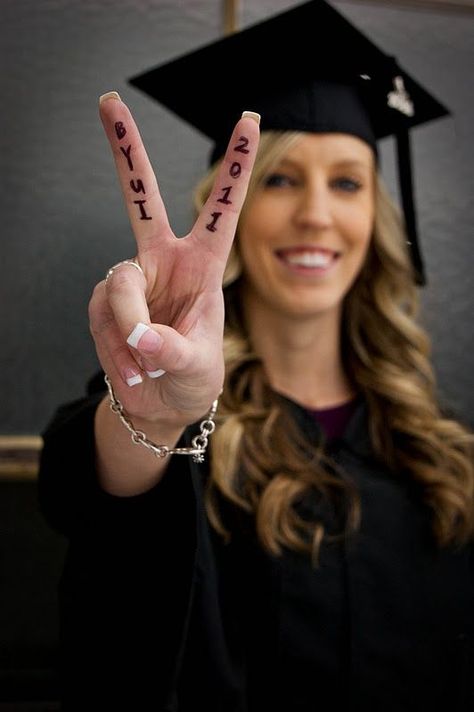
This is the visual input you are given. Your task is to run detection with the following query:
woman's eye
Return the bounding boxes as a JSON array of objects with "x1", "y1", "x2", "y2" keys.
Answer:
[
  {"x1": 263, "y1": 173, "x2": 295, "y2": 188},
  {"x1": 331, "y1": 177, "x2": 363, "y2": 192}
]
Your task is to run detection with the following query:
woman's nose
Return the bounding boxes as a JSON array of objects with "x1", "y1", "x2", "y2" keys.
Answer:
[{"x1": 293, "y1": 184, "x2": 333, "y2": 229}]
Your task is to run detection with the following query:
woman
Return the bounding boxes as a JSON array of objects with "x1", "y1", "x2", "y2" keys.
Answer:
[{"x1": 39, "y1": 2, "x2": 473, "y2": 711}]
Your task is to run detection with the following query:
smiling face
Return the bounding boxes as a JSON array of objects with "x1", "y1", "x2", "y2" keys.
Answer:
[{"x1": 237, "y1": 133, "x2": 375, "y2": 323}]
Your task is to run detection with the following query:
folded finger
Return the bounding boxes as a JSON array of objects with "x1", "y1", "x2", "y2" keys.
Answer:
[
  {"x1": 89, "y1": 281, "x2": 144, "y2": 388},
  {"x1": 103, "y1": 265, "x2": 186, "y2": 380},
  {"x1": 104, "y1": 262, "x2": 152, "y2": 346}
]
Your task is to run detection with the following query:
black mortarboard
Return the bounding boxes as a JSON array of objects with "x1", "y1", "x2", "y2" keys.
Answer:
[{"x1": 128, "y1": 0, "x2": 450, "y2": 286}]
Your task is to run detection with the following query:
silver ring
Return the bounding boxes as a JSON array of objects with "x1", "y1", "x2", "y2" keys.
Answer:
[{"x1": 105, "y1": 259, "x2": 144, "y2": 284}]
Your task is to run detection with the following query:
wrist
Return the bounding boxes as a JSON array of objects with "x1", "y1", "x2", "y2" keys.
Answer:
[{"x1": 104, "y1": 375, "x2": 218, "y2": 464}]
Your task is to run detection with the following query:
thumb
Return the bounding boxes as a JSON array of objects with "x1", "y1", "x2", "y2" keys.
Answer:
[{"x1": 126, "y1": 322, "x2": 200, "y2": 378}]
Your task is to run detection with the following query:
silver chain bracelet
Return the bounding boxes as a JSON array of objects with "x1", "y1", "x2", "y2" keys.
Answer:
[{"x1": 104, "y1": 374, "x2": 218, "y2": 463}]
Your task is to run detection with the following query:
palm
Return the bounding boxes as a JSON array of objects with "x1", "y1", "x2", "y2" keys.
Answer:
[
  {"x1": 142, "y1": 236, "x2": 224, "y2": 333},
  {"x1": 121, "y1": 249, "x2": 226, "y2": 420}
]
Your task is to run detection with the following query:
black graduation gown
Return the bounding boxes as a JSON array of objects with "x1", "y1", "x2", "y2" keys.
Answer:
[{"x1": 38, "y1": 383, "x2": 474, "y2": 712}]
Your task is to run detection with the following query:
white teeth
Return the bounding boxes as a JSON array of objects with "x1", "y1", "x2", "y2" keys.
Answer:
[{"x1": 284, "y1": 251, "x2": 334, "y2": 267}]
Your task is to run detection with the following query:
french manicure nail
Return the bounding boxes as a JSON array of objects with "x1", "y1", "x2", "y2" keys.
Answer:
[
  {"x1": 124, "y1": 368, "x2": 143, "y2": 387},
  {"x1": 241, "y1": 110, "x2": 261, "y2": 125},
  {"x1": 127, "y1": 323, "x2": 151, "y2": 349},
  {"x1": 99, "y1": 91, "x2": 122, "y2": 104},
  {"x1": 146, "y1": 368, "x2": 166, "y2": 379},
  {"x1": 127, "y1": 323, "x2": 162, "y2": 354}
]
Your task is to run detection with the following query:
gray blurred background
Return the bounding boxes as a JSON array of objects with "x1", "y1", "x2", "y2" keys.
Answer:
[{"x1": 1, "y1": 0, "x2": 473, "y2": 435}]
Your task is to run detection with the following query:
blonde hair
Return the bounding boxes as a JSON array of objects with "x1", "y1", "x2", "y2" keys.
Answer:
[{"x1": 193, "y1": 132, "x2": 474, "y2": 561}]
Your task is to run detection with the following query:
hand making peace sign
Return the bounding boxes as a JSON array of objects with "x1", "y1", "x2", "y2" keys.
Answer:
[{"x1": 88, "y1": 93, "x2": 260, "y2": 427}]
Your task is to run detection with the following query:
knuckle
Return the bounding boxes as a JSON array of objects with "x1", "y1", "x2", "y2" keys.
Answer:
[
  {"x1": 167, "y1": 342, "x2": 191, "y2": 372},
  {"x1": 89, "y1": 318, "x2": 110, "y2": 339},
  {"x1": 89, "y1": 304, "x2": 115, "y2": 337},
  {"x1": 88, "y1": 288, "x2": 102, "y2": 322},
  {"x1": 89, "y1": 281, "x2": 105, "y2": 305},
  {"x1": 109, "y1": 341, "x2": 133, "y2": 363},
  {"x1": 106, "y1": 270, "x2": 138, "y2": 296}
]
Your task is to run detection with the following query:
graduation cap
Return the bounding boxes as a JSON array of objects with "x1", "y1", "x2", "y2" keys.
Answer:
[{"x1": 128, "y1": 0, "x2": 450, "y2": 286}]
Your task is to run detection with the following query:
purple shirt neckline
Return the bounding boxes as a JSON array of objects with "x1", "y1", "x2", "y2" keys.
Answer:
[{"x1": 306, "y1": 396, "x2": 359, "y2": 442}]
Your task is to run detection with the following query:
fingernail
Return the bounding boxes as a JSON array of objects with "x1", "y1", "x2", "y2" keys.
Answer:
[
  {"x1": 241, "y1": 110, "x2": 261, "y2": 125},
  {"x1": 99, "y1": 91, "x2": 122, "y2": 104},
  {"x1": 127, "y1": 323, "x2": 162, "y2": 354},
  {"x1": 124, "y1": 368, "x2": 143, "y2": 387},
  {"x1": 146, "y1": 368, "x2": 166, "y2": 379},
  {"x1": 127, "y1": 323, "x2": 150, "y2": 349}
]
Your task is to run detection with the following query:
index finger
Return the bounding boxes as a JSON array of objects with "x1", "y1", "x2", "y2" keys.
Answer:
[
  {"x1": 192, "y1": 111, "x2": 260, "y2": 260},
  {"x1": 99, "y1": 91, "x2": 172, "y2": 251}
]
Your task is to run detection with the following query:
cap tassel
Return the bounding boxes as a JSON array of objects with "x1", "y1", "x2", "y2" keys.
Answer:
[{"x1": 395, "y1": 129, "x2": 426, "y2": 286}]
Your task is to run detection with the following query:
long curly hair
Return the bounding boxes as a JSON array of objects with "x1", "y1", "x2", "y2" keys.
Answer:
[{"x1": 193, "y1": 131, "x2": 474, "y2": 561}]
